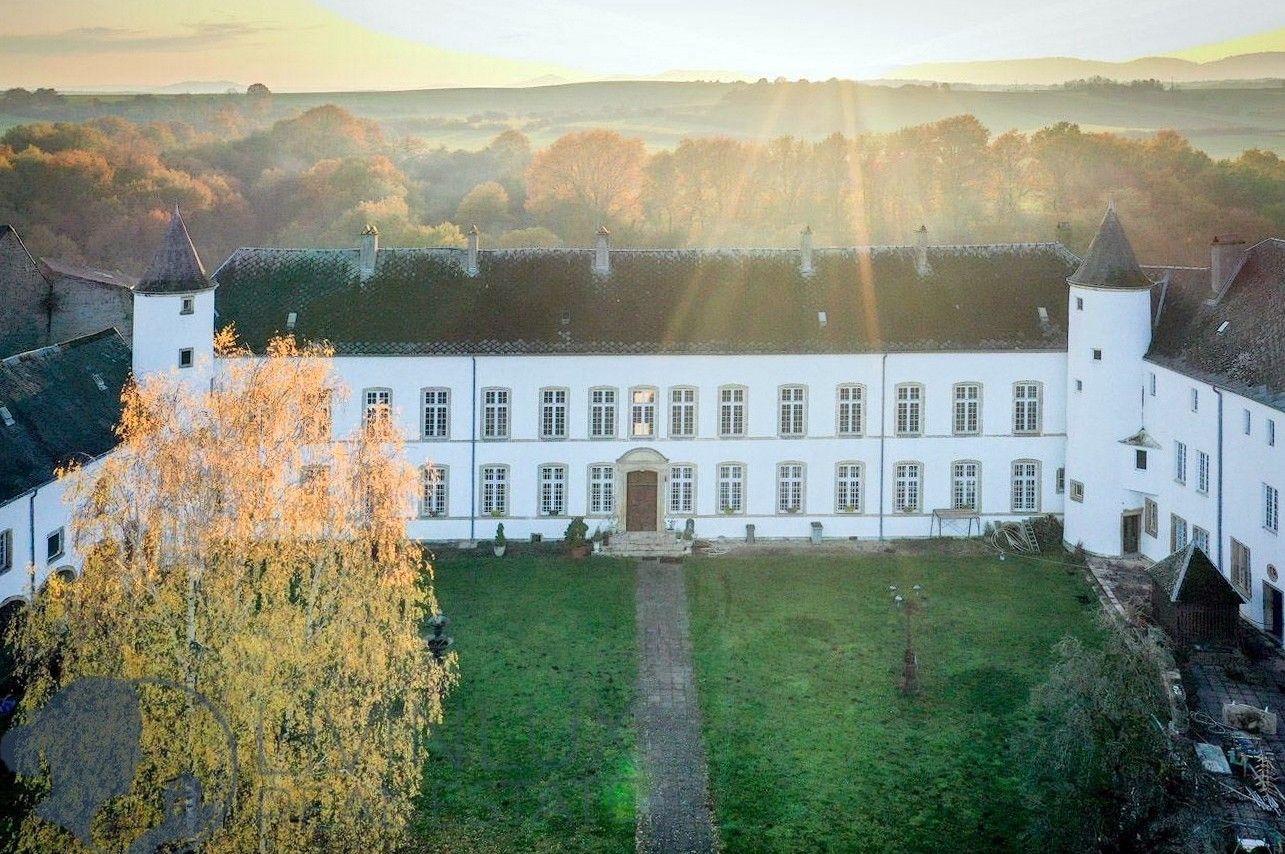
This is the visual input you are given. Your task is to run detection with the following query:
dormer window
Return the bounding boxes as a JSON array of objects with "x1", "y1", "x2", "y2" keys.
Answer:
[
  {"x1": 91, "y1": 373, "x2": 107, "y2": 391},
  {"x1": 0, "y1": 406, "x2": 13, "y2": 427},
  {"x1": 180, "y1": 297, "x2": 194, "y2": 315},
  {"x1": 286, "y1": 312, "x2": 298, "y2": 331}
]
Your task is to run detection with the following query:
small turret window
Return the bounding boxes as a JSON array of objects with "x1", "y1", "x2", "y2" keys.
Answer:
[
  {"x1": 1092, "y1": 349, "x2": 1102, "y2": 361},
  {"x1": 178, "y1": 348, "x2": 193, "y2": 368},
  {"x1": 180, "y1": 297, "x2": 194, "y2": 315}
]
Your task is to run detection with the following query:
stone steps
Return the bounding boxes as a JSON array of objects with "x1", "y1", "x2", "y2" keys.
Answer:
[{"x1": 603, "y1": 531, "x2": 691, "y2": 558}]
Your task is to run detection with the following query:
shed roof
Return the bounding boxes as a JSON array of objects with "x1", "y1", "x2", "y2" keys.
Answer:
[
  {"x1": 1147, "y1": 543, "x2": 1247, "y2": 605},
  {"x1": 212, "y1": 242, "x2": 1079, "y2": 355},
  {"x1": 0, "y1": 329, "x2": 131, "y2": 504}
]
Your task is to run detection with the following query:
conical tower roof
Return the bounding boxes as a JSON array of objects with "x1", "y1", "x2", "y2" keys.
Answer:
[
  {"x1": 136, "y1": 208, "x2": 212, "y2": 295},
  {"x1": 1067, "y1": 203, "x2": 1151, "y2": 290}
]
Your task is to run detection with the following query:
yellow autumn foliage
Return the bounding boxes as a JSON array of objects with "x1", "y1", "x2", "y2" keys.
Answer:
[{"x1": 9, "y1": 330, "x2": 457, "y2": 852}]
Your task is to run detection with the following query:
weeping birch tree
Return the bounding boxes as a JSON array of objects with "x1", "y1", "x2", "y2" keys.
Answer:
[{"x1": 8, "y1": 330, "x2": 456, "y2": 852}]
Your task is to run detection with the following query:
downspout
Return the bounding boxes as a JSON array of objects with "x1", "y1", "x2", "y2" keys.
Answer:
[
  {"x1": 27, "y1": 488, "x2": 36, "y2": 600},
  {"x1": 470, "y1": 355, "x2": 478, "y2": 542},
  {"x1": 879, "y1": 352, "x2": 888, "y2": 541},
  {"x1": 1213, "y1": 386, "x2": 1224, "y2": 570}
]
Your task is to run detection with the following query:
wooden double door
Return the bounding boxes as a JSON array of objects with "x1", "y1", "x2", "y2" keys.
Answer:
[{"x1": 625, "y1": 470, "x2": 658, "y2": 532}]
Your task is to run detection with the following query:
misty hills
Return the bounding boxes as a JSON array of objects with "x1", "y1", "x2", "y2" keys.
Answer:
[{"x1": 890, "y1": 51, "x2": 1285, "y2": 85}]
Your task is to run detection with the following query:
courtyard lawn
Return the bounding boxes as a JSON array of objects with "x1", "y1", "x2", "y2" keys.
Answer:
[
  {"x1": 686, "y1": 553, "x2": 1101, "y2": 853},
  {"x1": 414, "y1": 554, "x2": 639, "y2": 852}
]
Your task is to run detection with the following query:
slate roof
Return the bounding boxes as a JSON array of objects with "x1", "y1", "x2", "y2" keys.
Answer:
[
  {"x1": 0, "y1": 329, "x2": 131, "y2": 504},
  {"x1": 1067, "y1": 204, "x2": 1152, "y2": 290},
  {"x1": 40, "y1": 258, "x2": 137, "y2": 290},
  {"x1": 1148, "y1": 238, "x2": 1285, "y2": 412},
  {"x1": 1147, "y1": 543, "x2": 1247, "y2": 605},
  {"x1": 136, "y1": 209, "x2": 213, "y2": 295},
  {"x1": 212, "y1": 242, "x2": 1079, "y2": 355}
]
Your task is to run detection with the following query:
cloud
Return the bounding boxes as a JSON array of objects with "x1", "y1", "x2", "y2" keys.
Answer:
[{"x1": 0, "y1": 22, "x2": 272, "y2": 55}]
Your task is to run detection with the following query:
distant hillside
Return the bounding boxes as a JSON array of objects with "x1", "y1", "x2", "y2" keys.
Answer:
[{"x1": 889, "y1": 52, "x2": 1285, "y2": 85}]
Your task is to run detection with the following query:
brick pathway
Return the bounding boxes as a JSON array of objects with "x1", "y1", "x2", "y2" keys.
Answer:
[{"x1": 634, "y1": 559, "x2": 717, "y2": 853}]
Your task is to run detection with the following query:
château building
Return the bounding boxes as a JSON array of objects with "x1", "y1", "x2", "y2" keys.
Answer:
[{"x1": 0, "y1": 207, "x2": 1281, "y2": 641}]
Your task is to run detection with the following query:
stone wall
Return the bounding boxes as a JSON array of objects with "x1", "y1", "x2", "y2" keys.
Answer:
[{"x1": 0, "y1": 227, "x2": 51, "y2": 356}]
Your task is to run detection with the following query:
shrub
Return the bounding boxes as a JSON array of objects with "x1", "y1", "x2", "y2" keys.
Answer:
[{"x1": 564, "y1": 517, "x2": 588, "y2": 547}]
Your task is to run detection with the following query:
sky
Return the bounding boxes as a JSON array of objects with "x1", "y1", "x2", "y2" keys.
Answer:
[{"x1": 1, "y1": 0, "x2": 1282, "y2": 91}]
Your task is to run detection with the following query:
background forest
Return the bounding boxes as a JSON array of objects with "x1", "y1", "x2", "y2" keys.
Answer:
[{"x1": 1, "y1": 85, "x2": 1283, "y2": 273}]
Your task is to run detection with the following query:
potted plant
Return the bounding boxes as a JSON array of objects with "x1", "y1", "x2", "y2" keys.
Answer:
[
  {"x1": 565, "y1": 517, "x2": 590, "y2": 559},
  {"x1": 492, "y1": 523, "x2": 507, "y2": 557}
]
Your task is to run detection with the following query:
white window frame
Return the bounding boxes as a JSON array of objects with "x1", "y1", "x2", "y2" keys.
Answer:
[
  {"x1": 1170, "y1": 513, "x2": 1189, "y2": 552},
  {"x1": 952, "y1": 383, "x2": 981, "y2": 436},
  {"x1": 776, "y1": 462, "x2": 805, "y2": 514},
  {"x1": 778, "y1": 386, "x2": 807, "y2": 438},
  {"x1": 717, "y1": 463, "x2": 745, "y2": 514},
  {"x1": 538, "y1": 464, "x2": 567, "y2": 517},
  {"x1": 836, "y1": 384, "x2": 865, "y2": 436},
  {"x1": 481, "y1": 465, "x2": 509, "y2": 515},
  {"x1": 589, "y1": 387, "x2": 617, "y2": 439},
  {"x1": 420, "y1": 465, "x2": 448, "y2": 518},
  {"x1": 719, "y1": 385, "x2": 747, "y2": 438},
  {"x1": 951, "y1": 460, "x2": 981, "y2": 511},
  {"x1": 363, "y1": 387, "x2": 392, "y2": 428},
  {"x1": 1193, "y1": 525, "x2": 1210, "y2": 555},
  {"x1": 1197, "y1": 451, "x2": 1210, "y2": 495},
  {"x1": 421, "y1": 388, "x2": 450, "y2": 440},
  {"x1": 1144, "y1": 497, "x2": 1158, "y2": 537},
  {"x1": 669, "y1": 464, "x2": 695, "y2": 515},
  {"x1": 1231, "y1": 538, "x2": 1252, "y2": 595},
  {"x1": 588, "y1": 464, "x2": 615, "y2": 516},
  {"x1": 894, "y1": 461, "x2": 922, "y2": 513},
  {"x1": 482, "y1": 388, "x2": 511, "y2": 440},
  {"x1": 1174, "y1": 441, "x2": 1187, "y2": 485},
  {"x1": 1011, "y1": 459, "x2": 1040, "y2": 513},
  {"x1": 669, "y1": 386, "x2": 697, "y2": 438},
  {"x1": 1266, "y1": 483, "x2": 1280, "y2": 534},
  {"x1": 539, "y1": 387, "x2": 569, "y2": 440},
  {"x1": 894, "y1": 384, "x2": 923, "y2": 437},
  {"x1": 1013, "y1": 381, "x2": 1041, "y2": 435},
  {"x1": 836, "y1": 462, "x2": 863, "y2": 513},
  {"x1": 180, "y1": 296, "x2": 194, "y2": 315},
  {"x1": 630, "y1": 386, "x2": 658, "y2": 439}
]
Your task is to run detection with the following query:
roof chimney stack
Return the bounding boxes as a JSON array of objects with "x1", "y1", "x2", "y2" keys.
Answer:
[
  {"x1": 466, "y1": 225, "x2": 480, "y2": 276},
  {"x1": 800, "y1": 225, "x2": 814, "y2": 277},
  {"x1": 359, "y1": 224, "x2": 379, "y2": 281},
  {"x1": 1210, "y1": 234, "x2": 1247, "y2": 298},
  {"x1": 594, "y1": 226, "x2": 611, "y2": 277},
  {"x1": 914, "y1": 224, "x2": 932, "y2": 278}
]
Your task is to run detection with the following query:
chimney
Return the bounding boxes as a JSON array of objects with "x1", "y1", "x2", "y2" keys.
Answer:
[
  {"x1": 359, "y1": 224, "x2": 379, "y2": 281},
  {"x1": 1210, "y1": 234, "x2": 1247, "y2": 297},
  {"x1": 800, "y1": 225, "x2": 814, "y2": 277},
  {"x1": 594, "y1": 226, "x2": 611, "y2": 276},
  {"x1": 914, "y1": 224, "x2": 932, "y2": 278},
  {"x1": 466, "y1": 225, "x2": 480, "y2": 276}
]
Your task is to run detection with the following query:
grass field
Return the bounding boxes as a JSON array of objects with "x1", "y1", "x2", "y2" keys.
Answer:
[
  {"x1": 686, "y1": 553, "x2": 1100, "y2": 853},
  {"x1": 414, "y1": 554, "x2": 640, "y2": 852}
]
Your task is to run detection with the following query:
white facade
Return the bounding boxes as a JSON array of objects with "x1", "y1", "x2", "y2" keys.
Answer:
[
  {"x1": 131, "y1": 288, "x2": 216, "y2": 390},
  {"x1": 0, "y1": 461, "x2": 98, "y2": 607},
  {"x1": 324, "y1": 350, "x2": 1067, "y2": 542}
]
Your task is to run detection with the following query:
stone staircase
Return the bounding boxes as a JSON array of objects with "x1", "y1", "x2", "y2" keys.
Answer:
[{"x1": 602, "y1": 530, "x2": 691, "y2": 559}]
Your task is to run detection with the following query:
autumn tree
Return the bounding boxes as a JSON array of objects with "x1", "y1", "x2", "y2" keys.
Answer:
[
  {"x1": 8, "y1": 331, "x2": 456, "y2": 852},
  {"x1": 525, "y1": 129, "x2": 646, "y2": 236},
  {"x1": 455, "y1": 181, "x2": 511, "y2": 233}
]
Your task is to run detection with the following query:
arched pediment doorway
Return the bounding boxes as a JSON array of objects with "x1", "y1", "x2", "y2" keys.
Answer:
[{"x1": 616, "y1": 448, "x2": 669, "y2": 533}]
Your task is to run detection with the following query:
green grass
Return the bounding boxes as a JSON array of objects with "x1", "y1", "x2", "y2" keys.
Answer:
[
  {"x1": 415, "y1": 554, "x2": 639, "y2": 852},
  {"x1": 686, "y1": 554, "x2": 1100, "y2": 853}
]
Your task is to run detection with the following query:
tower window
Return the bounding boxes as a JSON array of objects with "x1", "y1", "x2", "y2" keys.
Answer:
[
  {"x1": 1075, "y1": 379, "x2": 1083, "y2": 392},
  {"x1": 1076, "y1": 297, "x2": 1084, "y2": 310},
  {"x1": 1135, "y1": 450, "x2": 1147, "y2": 470},
  {"x1": 1092, "y1": 348, "x2": 1102, "y2": 361},
  {"x1": 178, "y1": 348, "x2": 194, "y2": 368},
  {"x1": 180, "y1": 297, "x2": 194, "y2": 315}
]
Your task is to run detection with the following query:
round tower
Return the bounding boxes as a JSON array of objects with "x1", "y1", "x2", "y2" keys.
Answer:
[
  {"x1": 1063, "y1": 203, "x2": 1154, "y2": 555},
  {"x1": 131, "y1": 208, "x2": 216, "y2": 390}
]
